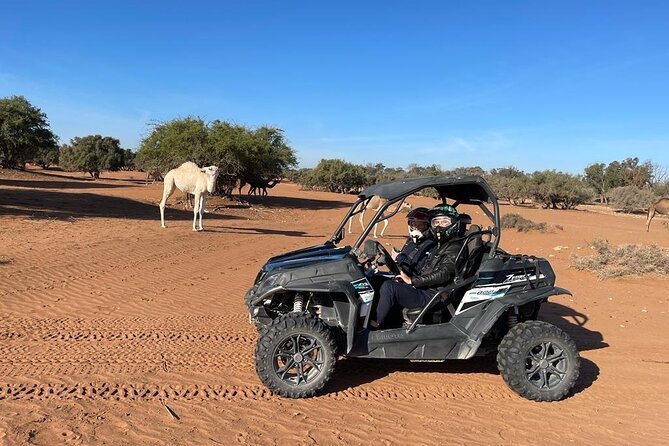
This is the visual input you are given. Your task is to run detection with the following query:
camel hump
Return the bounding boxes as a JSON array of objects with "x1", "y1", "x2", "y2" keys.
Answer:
[
  {"x1": 177, "y1": 161, "x2": 201, "y2": 171},
  {"x1": 653, "y1": 197, "x2": 669, "y2": 213}
]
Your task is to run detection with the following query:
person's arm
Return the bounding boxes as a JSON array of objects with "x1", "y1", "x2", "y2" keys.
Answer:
[{"x1": 394, "y1": 239, "x2": 414, "y2": 271}]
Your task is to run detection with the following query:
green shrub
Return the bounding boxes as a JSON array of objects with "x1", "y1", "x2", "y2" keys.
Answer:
[
  {"x1": 500, "y1": 213, "x2": 560, "y2": 232},
  {"x1": 571, "y1": 239, "x2": 669, "y2": 278},
  {"x1": 608, "y1": 186, "x2": 656, "y2": 213}
]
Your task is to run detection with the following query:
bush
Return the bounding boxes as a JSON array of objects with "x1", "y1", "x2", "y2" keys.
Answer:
[
  {"x1": 530, "y1": 170, "x2": 594, "y2": 209},
  {"x1": 500, "y1": 213, "x2": 560, "y2": 232},
  {"x1": 608, "y1": 186, "x2": 656, "y2": 213},
  {"x1": 570, "y1": 239, "x2": 669, "y2": 278},
  {"x1": 59, "y1": 135, "x2": 126, "y2": 179}
]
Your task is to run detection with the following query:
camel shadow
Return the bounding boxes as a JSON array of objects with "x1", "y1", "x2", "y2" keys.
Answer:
[{"x1": 0, "y1": 188, "x2": 242, "y2": 222}]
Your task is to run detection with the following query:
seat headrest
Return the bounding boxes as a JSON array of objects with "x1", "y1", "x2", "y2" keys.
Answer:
[{"x1": 465, "y1": 225, "x2": 483, "y2": 250}]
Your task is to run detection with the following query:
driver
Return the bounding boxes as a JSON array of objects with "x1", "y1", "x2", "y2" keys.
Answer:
[
  {"x1": 370, "y1": 204, "x2": 466, "y2": 328},
  {"x1": 391, "y1": 207, "x2": 435, "y2": 276}
]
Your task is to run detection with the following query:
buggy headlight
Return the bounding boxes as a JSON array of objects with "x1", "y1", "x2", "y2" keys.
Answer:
[{"x1": 258, "y1": 273, "x2": 282, "y2": 294}]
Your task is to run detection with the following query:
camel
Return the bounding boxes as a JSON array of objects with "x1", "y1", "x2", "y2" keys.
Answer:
[
  {"x1": 159, "y1": 162, "x2": 220, "y2": 231},
  {"x1": 348, "y1": 195, "x2": 412, "y2": 238},
  {"x1": 646, "y1": 197, "x2": 669, "y2": 232},
  {"x1": 249, "y1": 178, "x2": 281, "y2": 196},
  {"x1": 144, "y1": 170, "x2": 163, "y2": 185}
]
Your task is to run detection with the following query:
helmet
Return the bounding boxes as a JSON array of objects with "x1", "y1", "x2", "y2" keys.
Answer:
[
  {"x1": 428, "y1": 204, "x2": 460, "y2": 243},
  {"x1": 406, "y1": 207, "x2": 430, "y2": 243}
]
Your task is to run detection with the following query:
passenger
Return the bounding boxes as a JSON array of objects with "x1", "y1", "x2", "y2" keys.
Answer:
[
  {"x1": 370, "y1": 204, "x2": 466, "y2": 328},
  {"x1": 391, "y1": 207, "x2": 435, "y2": 276}
]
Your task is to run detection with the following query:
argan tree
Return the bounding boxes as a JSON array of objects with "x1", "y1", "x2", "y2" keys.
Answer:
[
  {"x1": 59, "y1": 135, "x2": 125, "y2": 179},
  {"x1": 0, "y1": 96, "x2": 58, "y2": 168}
]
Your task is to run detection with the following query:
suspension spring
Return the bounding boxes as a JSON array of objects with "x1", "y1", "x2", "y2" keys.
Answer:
[
  {"x1": 507, "y1": 307, "x2": 519, "y2": 327},
  {"x1": 293, "y1": 293, "x2": 304, "y2": 313}
]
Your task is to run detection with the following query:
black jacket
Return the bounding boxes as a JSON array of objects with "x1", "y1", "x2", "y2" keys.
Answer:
[
  {"x1": 396, "y1": 237, "x2": 436, "y2": 276},
  {"x1": 411, "y1": 237, "x2": 466, "y2": 294}
]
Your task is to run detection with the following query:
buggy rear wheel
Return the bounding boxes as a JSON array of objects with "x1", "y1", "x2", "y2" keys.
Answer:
[
  {"x1": 497, "y1": 321, "x2": 580, "y2": 402},
  {"x1": 255, "y1": 312, "x2": 337, "y2": 398}
]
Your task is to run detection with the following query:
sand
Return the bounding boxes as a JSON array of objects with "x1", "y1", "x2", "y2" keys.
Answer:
[{"x1": 1, "y1": 167, "x2": 668, "y2": 445}]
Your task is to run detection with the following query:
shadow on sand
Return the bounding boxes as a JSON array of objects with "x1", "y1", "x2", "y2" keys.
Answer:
[
  {"x1": 0, "y1": 188, "x2": 243, "y2": 222},
  {"x1": 326, "y1": 302, "x2": 603, "y2": 399},
  {"x1": 245, "y1": 194, "x2": 352, "y2": 211},
  {"x1": 0, "y1": 178, "x2": 133, "y2": 190}
]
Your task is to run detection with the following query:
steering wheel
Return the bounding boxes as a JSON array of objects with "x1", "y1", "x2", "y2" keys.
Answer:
[{"x1": 374, "y1": 242, "x2": 401, "y2": 276}]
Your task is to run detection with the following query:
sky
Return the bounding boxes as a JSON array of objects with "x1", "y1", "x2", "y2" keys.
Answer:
[{"x1": 2, "y1": 1, "x2": 669, "y2": 173}]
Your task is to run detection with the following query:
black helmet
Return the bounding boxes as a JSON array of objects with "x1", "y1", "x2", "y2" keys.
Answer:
[
  {"x1": 428, "y1": 204, "x2": 459, "y2": 243},
  {"x1": 406, "y1": 207, "x2": 430, "y2": 243}
]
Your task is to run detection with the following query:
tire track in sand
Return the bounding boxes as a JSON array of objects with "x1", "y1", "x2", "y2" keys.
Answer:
[{"x1": 0, "y1": 382, "x2": 516, "y2": 402}]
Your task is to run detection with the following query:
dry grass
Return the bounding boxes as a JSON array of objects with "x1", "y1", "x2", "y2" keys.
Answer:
[
  {"x1": 500, "y1": 213, "x2": 562, "y2": 233},
  {"x1": 571, "y1": 239, "x2": 669, "y2": 278}
]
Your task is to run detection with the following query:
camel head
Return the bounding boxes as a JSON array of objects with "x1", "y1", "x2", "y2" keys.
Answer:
[{"x1": 201, "y1": 165, "x2": 221, "y2": 193}]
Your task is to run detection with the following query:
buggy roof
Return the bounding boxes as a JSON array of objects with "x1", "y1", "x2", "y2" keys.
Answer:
[{"x1": 359, "y1": 175, "x2": 496, "y2": 204}]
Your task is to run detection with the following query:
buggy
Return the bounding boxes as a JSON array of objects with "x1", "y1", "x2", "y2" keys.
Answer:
[{"x1": 245, "y1": 176, "x2": 580, "y2": 401}]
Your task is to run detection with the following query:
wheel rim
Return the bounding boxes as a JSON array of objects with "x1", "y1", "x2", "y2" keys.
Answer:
[
  {"x1": 272, "y1": 333, "x2": 325, "y2": 386},
  {"x1": 524, "y1": 341, "x2": 569, "y2": 390}
]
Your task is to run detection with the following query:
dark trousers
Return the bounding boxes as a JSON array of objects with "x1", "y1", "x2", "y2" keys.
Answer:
[{"x1": 376, "y1": 280, "x2": 432, "y2": 325}]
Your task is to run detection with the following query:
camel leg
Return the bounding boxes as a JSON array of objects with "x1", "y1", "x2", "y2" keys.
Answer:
[
  {"x1": 373, "y1": 222, "x2": 379, "y2": 238},
  {"x1": 192, "y1": 192, "x2": 202, "y2": 231},
  {"x1": 379, "y1": 219, "x2": 389, "y2": 237},
  {"x1": 646, "y1": 207, "x2": 656, "y2": 232},
  {"x1": 198, "y1": 194, "x2": 206, "y2": 231},
  {"x1": 159, "y1": 178, "x2": 176, "y2": 228},
  {"x1": 348, "y1": 215, "x2": 353, "y2": 234},
  {"x1": 359, "y1": 210, "x2": 367, "y2": 234}
]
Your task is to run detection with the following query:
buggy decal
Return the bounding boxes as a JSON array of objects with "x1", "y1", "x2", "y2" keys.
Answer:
[
  {"x1": 501, "y1": 273, "x2": 546, "y2": 284},
  {"x1": 455, "y1": 285, "x2": 511, "y2": 315},
  {"x1": 352, "y1": 279, "x2": 374, "y2": 324}
]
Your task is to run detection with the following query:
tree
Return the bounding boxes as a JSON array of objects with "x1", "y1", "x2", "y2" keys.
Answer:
[
  {"x1": 309, "y1": 159, "x2": 368, "y2": 193},
  {"x1": 488, "y1": 167, "x2": 531, "y2": 205},
  {"x1": 32, "y1": 145, "x2": 60, "y2": 169},
  {"x1": 59, "y1": 135, "x2": 125, "y2": 179},
  {"x1": 0, "y1": 96, "x2": 58, "y2": 168},
  {"x1": 603, "y1": 161, "x2": 625, "y2": 191},
  {"x1": 530, "y1": 170, "x2": 594, "y2": 209},
  {"x1": 135, "y1": 117, "x2": 209, "y2": 174},
  {"x1": 135, "y1": 118, "x2": 297, "y2": 196},
  {"x1": 584, "y1": 163, "x2": 607, "y2": 203},
  {"x1": 620, "y1": 157, "x2": 652, "y2": 189},
  {"x1": 609, "y1": 186, "x2": 656, "y2": 213}
]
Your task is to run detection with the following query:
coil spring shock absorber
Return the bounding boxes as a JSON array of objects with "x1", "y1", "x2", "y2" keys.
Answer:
[
  {"x1": 507, "y1": 306, "x2": 519, "y2": 327},
  {"x1": 293, "y1": 293, "x2": 304, "y2": 313}
]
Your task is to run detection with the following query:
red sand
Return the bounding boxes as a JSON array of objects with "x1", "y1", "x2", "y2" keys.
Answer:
[{"x1": 1, "y1": 168, "x2": 667, "y2": 445}]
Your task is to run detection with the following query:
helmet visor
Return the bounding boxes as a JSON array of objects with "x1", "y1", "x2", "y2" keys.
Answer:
[
  {"x1": 431, "y1": 216, "x2": 453, "y2": 228},
  {"x1": 408, "y1": 219, "x2": 429, "y2": 231}
]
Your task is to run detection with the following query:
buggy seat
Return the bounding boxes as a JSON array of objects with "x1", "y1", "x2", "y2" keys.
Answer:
[{"x1": 402, "y1": 224, "x2": 488, "y2": 326}]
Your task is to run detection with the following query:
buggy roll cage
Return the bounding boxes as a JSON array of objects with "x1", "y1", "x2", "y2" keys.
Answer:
[{"x1": 329, "y1": 175, "x2": 501, "y2": 257}]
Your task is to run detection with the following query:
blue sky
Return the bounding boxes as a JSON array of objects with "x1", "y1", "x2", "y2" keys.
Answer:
[{"x1": 2, "y1": 1, "x2": 668, "y2": 173}]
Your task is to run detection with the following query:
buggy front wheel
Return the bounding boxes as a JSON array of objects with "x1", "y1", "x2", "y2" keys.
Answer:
[{"x1": 255, "y1": 312, "x2": 337, "y2": 398}]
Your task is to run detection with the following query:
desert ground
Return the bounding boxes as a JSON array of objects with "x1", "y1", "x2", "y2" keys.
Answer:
[{"x1": 1, "y1": 167, "x2": 668, "y2": 446}]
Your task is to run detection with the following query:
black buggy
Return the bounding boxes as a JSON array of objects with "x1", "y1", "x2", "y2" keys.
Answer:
[{"x1": 245, "y1": 176, "x2": 580, "y2": 401}]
